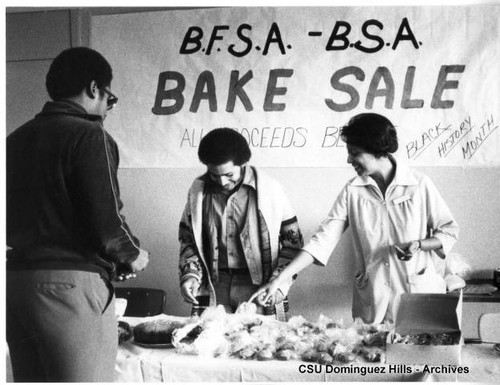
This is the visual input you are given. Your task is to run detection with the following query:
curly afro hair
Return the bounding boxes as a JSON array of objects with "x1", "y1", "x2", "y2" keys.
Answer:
[
  {"x1": 198, "y1": 128, "x2": 251, "y2": 166},
  {"x1": 46, "y1": 47, "x2": 112, "y2": 101}
]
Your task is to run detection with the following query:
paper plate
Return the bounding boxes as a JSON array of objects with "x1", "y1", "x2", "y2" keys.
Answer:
[{"x1": 133, "y1": 341, "x2": 174, "y2": 349}]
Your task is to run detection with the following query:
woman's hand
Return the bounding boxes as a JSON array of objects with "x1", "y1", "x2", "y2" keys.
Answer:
[
  {"x1": 249, "y1": 250, "x2": 314, "y2": 306},
  {"x1": 407, "y1": 241, "x2": 421, "y2": 255},
  {"x1": 395, "y1": 241, "x2": 421, "y2": 261},
  {"x1": 249, "y1": 280, "x2": 282, "y2": 307}
]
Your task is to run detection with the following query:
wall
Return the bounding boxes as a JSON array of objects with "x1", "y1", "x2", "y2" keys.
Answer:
[
  {"x1": 6, "y1": 8, "x2": 500, "y2": 322},
  {"x1": 116, "y1": 166, "x2": 500, "y2": 322}
]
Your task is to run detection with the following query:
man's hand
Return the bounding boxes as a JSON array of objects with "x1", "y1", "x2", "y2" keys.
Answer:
[
  {"x1": 114, "y1": 248, "x2": 149, "y2": 282},
  {"x1": 180, "y1": 277, "x2": 200, "y2": 305},
  {"x1": 115, "y1": 272, "x2": 137, "y2": 282},
  {"x1": 130, "y1": 248, "x2": 149, "y2": 272}
]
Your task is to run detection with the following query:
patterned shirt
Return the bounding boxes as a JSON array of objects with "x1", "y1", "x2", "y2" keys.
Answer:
[{"x1": 202, "y1": 166, "x2": 257, "y2": 269}]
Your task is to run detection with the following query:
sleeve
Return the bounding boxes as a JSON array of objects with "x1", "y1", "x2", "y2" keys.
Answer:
[
  {"x1": 277, "y1": 187, "x2": 304, "y2": 261},
  {"x1": 178, "y1": 197, "x2": 203, "y2": 285},
  {"x1": 260, "y1": 182, "x2": 302, "y2": 295},
  {"x1": 72, "y1": 126, "x2": 140, "y2": 267},
  {"x1": 424, "y1": 176, "x2": 459, "y2": 258},
  {"x1": 270, "y1": 214, "x2": 304, "y2": 297},
  {"x1": 302, "y1": 185, "x2": 349, "y2": 266}
]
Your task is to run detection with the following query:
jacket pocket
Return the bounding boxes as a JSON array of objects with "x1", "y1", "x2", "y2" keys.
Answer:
[
  {"x1": 90, "y1": 276, "x2": 115, "y2": 315},
  {"x1": 35, "y1": 282, "x2": 76, "y2": 292},
  {"x1": 353, "y1": 271, "x2": 372, "y2": 307}
]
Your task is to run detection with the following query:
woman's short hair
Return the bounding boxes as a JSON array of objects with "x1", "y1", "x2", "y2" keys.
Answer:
[
  {"x1": 340, "y1": 113, "x2": 398, "y2": 157},
  {"x1": 198, "y1": 128, "x2": 251, "y2": 166},
  {"x1": 46, "y1": 47, "x2": 113, "y2": 101}
]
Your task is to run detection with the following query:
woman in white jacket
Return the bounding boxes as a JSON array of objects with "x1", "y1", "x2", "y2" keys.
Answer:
[{"x1": 252, "y1": 113, "x2": 459, "y2": 324}]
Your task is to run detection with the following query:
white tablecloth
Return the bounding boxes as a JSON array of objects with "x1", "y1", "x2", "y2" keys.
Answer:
[
  {"x1": 115, "y1": 315, "x2": 500, "y2": 383},
  {"x1": 6, "y1": 314, "x2": 499, "y2": 382}
]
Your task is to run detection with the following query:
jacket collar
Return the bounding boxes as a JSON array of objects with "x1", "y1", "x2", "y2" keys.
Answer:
[
  {"x1": 199, "y1": 164, "x2": 257, "y2": 193},
  {"x1": 36, "y1": 100, "x2": 103, "y2": 122},
  {"x1": 241, "y1": 165, "x2": 257, "y2": 190},
  {"x1": 349, "y1": 155, "x2": 418, "y2": 187}
]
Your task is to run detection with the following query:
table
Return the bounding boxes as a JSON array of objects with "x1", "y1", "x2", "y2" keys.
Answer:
[
  {"x1": 461, "y1": 279, "x2": 500, "y2": 302},
  {"x1": 115, "y1": 315, "x2": 500, "y2": 383},
  {"x1": 450, "y1": 279, "x2": 500, "y2": 339}
]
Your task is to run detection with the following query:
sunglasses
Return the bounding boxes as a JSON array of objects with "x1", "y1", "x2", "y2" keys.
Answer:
[{"x1": 100, "y1": 88, "x2": 119, "y2": 110}]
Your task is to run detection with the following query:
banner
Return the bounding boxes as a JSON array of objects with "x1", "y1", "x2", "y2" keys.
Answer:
[{"x1": 91, "y1": 6, "x2": 500, "y2": 168}]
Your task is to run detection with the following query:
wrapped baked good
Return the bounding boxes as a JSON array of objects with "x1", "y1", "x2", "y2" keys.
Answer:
[
  {"x1": 317, "y1": 314, "x2": 344, "y2": 330},
  {"x1": 235, "y1": 301, "x2": 258, "y2": 314},
  {"x1": 179, "y1": 325, "x2": 204, "y2": 344},
  {"x1": 173, "y1": 320, "x2": 229, "y2": 357},
  {"x1": 314, "y1": 339, "x2": 330, "y2": 353},
  {"x1": 256, "y1": 347, "x2": 274, "y2": 361},
  {"x1": 118, "y1": 321, "x2": 132, "y2": 344},
  {"x1": 228, "y1": 329, "x2": 258, "y2": 357},
  {"x1": 317, "y1": 352, "x2": 334, "y2": 365},
  {"x1": 289, "y1": 316, "x2": 323, "y2": 336},
  {"x1": 362, "y1": 330, "x2": 389, "y2": 347},
  {"x1": 302, "y1": 348, "x2": 320, "y2": 362},
  {"x1": 333, "y1": 352, "x2": 356, "y2": 363},
  {"x1": 275, "y1": 348, "x2": 295, "y2": 361},
  {"x1": 353, "y1": 346, "x2": 385, "y2": 362},
  {"x1": 133, "y1": 319, "x2": 186, "y2": 344},
  {"x1": 239, "y1": 347, "x2": 257, "y2": 360},
  {"x1": 165, "y1": 305, "x2": 399, "y2": 365}
]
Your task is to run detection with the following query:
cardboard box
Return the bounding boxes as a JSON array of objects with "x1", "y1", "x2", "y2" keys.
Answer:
[{"x1": 386, "y1": 292, "x2": 462, "y2": 365}]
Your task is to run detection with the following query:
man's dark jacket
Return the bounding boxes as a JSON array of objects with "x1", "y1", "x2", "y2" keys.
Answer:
[{"x1": 7, "y1": 100, "x2": 140, "y2": 279}]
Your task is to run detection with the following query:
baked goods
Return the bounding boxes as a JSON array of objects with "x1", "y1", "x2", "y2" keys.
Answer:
[
  {"x1": 173, "y1": 320, "x2": 230, "y2": 357},
  {"x1": 392, "y1": 331, "x2": 460, "y2": 346},
  {"x1": 169, "y1": 303, "x2": 396, "y2": 364},
  {"x1": 133, "y1": 319, "x2": 186, "y2": 344},
  {"x1": 256, "y1": 347, "x2": 274, "y2": 361},
  {"x1": 275, "y1": 349, "x2": 295, "y2": 361},
  {"x1": 352, "y1": 346, "x2": 384, "y2": 362},
  {"x1": 362, "y1": 330, "x2": 389, "y2": 347},
  {"x1": 179, "y1": 325, "x2": 204, "y2": 344}
]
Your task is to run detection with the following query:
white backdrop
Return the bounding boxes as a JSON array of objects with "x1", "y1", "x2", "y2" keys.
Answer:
[{"x1": 91, "y1": 6, "x2": 500, "y2": 168}]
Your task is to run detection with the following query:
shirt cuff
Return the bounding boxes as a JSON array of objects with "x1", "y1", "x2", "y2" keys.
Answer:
[
  {"x1": 275, "y1": 280, "x2": 292, "y2": 298},
  {"x1": 433, "y1": 232, "x2": 456, "y2": 258},
  {"x1": 180, "y1": 272, "x2": 201, "y2": 285}
]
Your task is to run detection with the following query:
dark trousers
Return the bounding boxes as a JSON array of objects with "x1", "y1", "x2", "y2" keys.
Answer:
[{"x1": 6, "y1": 270, "x2": 117, "y2": 382}]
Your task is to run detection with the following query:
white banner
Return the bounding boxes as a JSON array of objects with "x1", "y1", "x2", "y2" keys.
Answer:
[{"x1": 91, "y1": 6, "x2": 500, "y2": 168}]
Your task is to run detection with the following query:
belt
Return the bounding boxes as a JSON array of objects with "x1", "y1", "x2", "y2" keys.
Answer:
[{"x1": 218, "y1": 267, "x2": 249, "y2": 275}]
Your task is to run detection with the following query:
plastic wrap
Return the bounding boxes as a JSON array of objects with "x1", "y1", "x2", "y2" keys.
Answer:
[{"x1": 172, "y1": 302, "x2": 395, "y2": 363}]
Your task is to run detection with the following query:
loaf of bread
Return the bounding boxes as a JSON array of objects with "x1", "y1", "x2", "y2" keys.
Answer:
[{"x1": 133, "y1": 319, "x2": 186, "y2": 344}]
